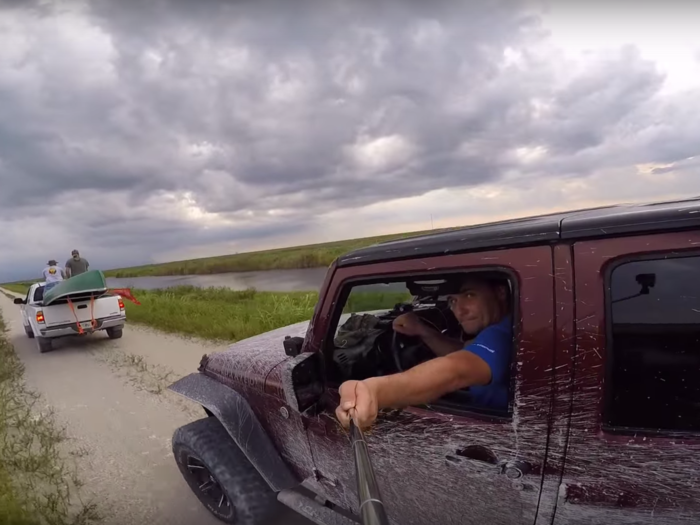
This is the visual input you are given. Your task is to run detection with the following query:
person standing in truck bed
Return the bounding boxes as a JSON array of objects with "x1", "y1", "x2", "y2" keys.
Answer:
[
  {"x1": 42, "y1": 259, "x2": 65, "y2": 292},
  {"x1": 64, "y1": 249, "x2": 89, "y2": 278}
]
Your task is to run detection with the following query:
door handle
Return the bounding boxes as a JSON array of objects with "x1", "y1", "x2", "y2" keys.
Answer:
[
  {"x1": 452, "y1": 444, "x2": 499, "y2": 465},
  {"x1": 446, "y1": 445, "x2": 533, "y2": 478},
  {"x1": 502, "y1": 460, "x2": 532, "y2": 479}
]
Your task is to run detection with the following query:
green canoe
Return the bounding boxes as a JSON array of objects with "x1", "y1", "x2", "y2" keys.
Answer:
[{"x1": 42, "y1": 270, "x2": 108, "y2": 306}]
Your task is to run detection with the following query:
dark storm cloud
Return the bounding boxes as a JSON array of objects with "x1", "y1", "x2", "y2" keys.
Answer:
[{"x1": 57, "y1": 0, "x2": 543, "y2": 206}]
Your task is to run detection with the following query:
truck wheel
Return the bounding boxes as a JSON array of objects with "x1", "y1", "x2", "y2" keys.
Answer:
[
  {"x1": 25, "y1": 325, "x2": 35, "y2": 339},
  {"x1": 106, "y1": 327, "x2": 123, "y2": 339},
  {"x1": 37, "y1": 337, "x2": 52, "y2": 353},
  {"x1": 172, "y1": 417, "x2": 279, "y2": 525}
]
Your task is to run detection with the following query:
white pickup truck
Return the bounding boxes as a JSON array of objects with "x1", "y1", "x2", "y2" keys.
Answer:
[{"x1": 13, "y1": 282, "x2": 127, "y2": 353}]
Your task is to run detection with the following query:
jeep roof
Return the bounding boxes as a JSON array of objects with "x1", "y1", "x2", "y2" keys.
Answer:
[{"x1": 337, "y1": 196, "x2": 700, "y2": 267}]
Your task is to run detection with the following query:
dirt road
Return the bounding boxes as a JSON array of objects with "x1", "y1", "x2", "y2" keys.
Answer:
[{"x1": 0, "y1": 290, "x2": 312, "y2": 525}]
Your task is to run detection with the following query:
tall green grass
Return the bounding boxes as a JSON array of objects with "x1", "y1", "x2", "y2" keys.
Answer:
[
  {"x1": 123, "y1": 286, "x2": 411, "y2": 342},
  {"x1": 0, "y1": 284, "x2": 411, "y2": 342},
  {"x1": 3, "y1": 283, "x2": 32, "y2": 295},
  {"x1": 0, "y1": 314, "x2": 99, "y2": 524}
]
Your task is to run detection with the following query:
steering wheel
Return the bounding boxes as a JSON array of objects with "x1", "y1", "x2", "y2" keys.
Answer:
[{"x1": 390, "y1": 330, "x2": 427, "y2": 372}]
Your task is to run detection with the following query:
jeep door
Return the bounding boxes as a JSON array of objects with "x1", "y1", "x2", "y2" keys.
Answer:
[
  {"x1": 301, "y1": 246, "x2": 565, "y2": 525},
  {"x1": 554, "y1": 231, "x2": 700, "y2": 525}
]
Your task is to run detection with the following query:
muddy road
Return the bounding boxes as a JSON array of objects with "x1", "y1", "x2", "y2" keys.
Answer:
[{"x1": 0, "y1": 290, "x2": 312, "y2": 525}]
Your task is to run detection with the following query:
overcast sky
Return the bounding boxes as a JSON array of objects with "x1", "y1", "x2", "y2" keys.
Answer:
[{"x1": 1, "y1": 0, "x2": 699, "y2": 282}]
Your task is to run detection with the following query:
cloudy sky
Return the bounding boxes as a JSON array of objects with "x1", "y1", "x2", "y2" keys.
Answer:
[{"x1": 1, "y1": 0, "x2": 698, "y2": 282}]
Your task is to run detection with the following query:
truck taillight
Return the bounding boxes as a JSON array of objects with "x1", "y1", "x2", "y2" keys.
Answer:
[
  {"x1": 118, "y1": 299, "x2": 125, "y2": 310},
  {"x1": 36, "y1": 311, "x2": 45, "y2": 323}
]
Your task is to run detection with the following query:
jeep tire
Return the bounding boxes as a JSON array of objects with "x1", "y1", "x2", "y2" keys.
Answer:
[
  {"x1": 106, "y1": 327, "x2": 123, "y2": 339},
  {"x1": 172, "y1": 417, "x2": 279, "y2": 525},
  {"x1": 25, "y1": 325, "x2": 35, "y2": 339},
  {"x1": 37, "y1": 337, "x2": 52, "y2": 353}
]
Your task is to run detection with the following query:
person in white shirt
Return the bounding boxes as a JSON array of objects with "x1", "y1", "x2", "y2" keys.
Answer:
[{"x1": 42, "y1": 259, "x2": 65, "y2": 292}]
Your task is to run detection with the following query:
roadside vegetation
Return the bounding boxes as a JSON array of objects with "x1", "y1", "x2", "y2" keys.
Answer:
[
  {"x1": 3, "y1": 283, "x2": 30, "y2": 295},
  {"x1": 0, "y1": 283, "x2": 410, "y2": 342},
  {"x1": 0, "y1": 313, "x2": 100, "y2": 524},
  {"x1": 121, "y1": 286, "x2": 411, "y2": 342},
  {"x1": 103, "y1": 231, "x2": 431, "y2": 278}
]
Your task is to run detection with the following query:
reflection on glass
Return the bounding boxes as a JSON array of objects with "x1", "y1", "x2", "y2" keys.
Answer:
[{"x1": 608, "y1": 256, "x2": 700, "y2": 432}]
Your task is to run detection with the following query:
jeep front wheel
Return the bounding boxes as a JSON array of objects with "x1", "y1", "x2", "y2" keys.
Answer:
[{"x1": 172, "y1": 417, "x2": 279, "y2": 525}]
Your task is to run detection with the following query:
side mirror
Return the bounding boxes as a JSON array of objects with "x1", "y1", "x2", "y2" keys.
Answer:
[
  {"x1": 13, "y1": 298, "x2": 25, "y2": 305},
  {"x1": 283, "y1": 336, "x2": 304, "y2": 357}
]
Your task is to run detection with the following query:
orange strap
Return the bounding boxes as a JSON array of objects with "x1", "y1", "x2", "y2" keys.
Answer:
[
  {"x1": 66, "y1": 297, "x2": 84, "y2": 334},
  {"x1": 66, "y1": 294, "x2": 97, "y2": 334},
  {"x1": 90, "y1": 294, "x2": 96, "y2": 329}
]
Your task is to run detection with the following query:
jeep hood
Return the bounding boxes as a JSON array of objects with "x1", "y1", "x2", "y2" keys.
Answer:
[{"x1": 198, "y1": 319, "x2": 311, "y2": 389}]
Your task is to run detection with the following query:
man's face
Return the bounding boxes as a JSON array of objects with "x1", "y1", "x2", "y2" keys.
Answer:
[
  {"x1": 447, "y1": 279, "x2": 506, "y2": 335},
  {"x1": 72, "y1": 251, "x2": 79, "y2": 260}
]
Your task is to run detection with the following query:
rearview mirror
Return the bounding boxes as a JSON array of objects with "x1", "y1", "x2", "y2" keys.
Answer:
[{"x1": 13, "y1": 298, "x2": 25, "y2": 305}]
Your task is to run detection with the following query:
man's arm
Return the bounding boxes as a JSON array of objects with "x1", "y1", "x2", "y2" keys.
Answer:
[
  {"x1": 64, "y1": 261, "x2": 71, "y2": 278},
  {"x1": 370, "y1": 350, "x2": 490, "y2": 409},
  {"x1": 336, "y1": 351, "x2": 491, "y2": 429},
  {"x1": 421, "y1": 329, "x2": 471, "y2": 357}
]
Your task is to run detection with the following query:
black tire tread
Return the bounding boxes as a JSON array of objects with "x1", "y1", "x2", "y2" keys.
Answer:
[
  {"x1": 106, "y1": 327, "x2": 123, "y2": 339},
  {"x1": 37, "y1": 337, "x2": 52, "y2": 353},
  {"x1": 25, "y1": 325, "x2": 35, "y2": 339},
  {"x1": 172, "y1": 417, "x2": 278, "y2": 525}
]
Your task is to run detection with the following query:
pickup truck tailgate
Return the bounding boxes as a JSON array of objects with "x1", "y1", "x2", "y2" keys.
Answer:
[{"x1": 41, "y1": 295, "x2": 123, "y2": 327}]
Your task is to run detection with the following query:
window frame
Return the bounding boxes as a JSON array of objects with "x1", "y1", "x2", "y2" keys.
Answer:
[
  {"x1": 602, "y1": 249, "x2": 700, "y2": 437},
  {"x1": 321, "y1": 265, "x2": 520, "y2": 422},
  {"x1": 33, "y1": 285, "x2": 45, "y2": 303}
]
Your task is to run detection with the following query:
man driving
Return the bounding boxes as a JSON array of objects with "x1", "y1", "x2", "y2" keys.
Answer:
[{"x1": 335, "y1": 274, "x2": 512, "y2": 430}]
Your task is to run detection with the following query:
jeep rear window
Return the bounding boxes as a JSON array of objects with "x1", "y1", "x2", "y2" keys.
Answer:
[{"x1": 605, "y1": 254, "x2": 700, "y2": 433}]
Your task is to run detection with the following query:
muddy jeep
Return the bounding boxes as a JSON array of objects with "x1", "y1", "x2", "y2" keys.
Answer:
[{"x1": 169, "y1": 197, "x2": 700, "y2": 525}]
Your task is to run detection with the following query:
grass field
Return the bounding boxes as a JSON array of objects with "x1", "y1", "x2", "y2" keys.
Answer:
[
  {"x1": 103, "y1": 228, "x2": 449, "y2": 278},
  {"x1": 121, "y1": 286, "x2": 410, "y2": 341},
  {"x1": 1, "y1": 284, "x2": 410, "y2": 342},
  {"x1": 0, "y1": 312, "x2": 99, "y2": 524},
  {"x1": 3, "y1": 283, "x2": 29, "y2": 295}
]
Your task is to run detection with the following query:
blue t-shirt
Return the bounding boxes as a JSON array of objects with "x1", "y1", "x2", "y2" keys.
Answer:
[{"x1": 462, "y1": 315, "x2": 512, "y2": 410}]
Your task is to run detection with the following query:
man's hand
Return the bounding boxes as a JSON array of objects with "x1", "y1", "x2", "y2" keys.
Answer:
[
  {"x1": 392, "y1": 312, "x2": 431, "y2": 338},
  {"x1": 335, "y1": 379, "x2": 379, "y2": 431}
]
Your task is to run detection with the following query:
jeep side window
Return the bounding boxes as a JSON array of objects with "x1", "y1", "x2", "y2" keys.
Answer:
[
  {"x1": 34, "y1": 286, "x2": 45, "y2": 303},
  {"x1": 605, "y1": 254, "x2": 700, "y2": 432},
  {"x1": 325, "y1": 270, "x2": 516, "y2": 416}
]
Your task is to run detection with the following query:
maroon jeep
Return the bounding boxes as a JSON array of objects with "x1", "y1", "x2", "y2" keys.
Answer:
[{"x1": 169, "y1": 197, "x2": 700, "y2": 525}]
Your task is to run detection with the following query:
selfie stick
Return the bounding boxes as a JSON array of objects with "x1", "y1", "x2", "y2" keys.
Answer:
[{"x1": 349, "y1": 417, "x2": 390, "y2": 525}]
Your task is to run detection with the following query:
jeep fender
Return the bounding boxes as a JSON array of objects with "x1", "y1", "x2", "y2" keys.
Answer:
[{"x1": 168, "y1": 372, "x2": 298, "y2": 492}]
